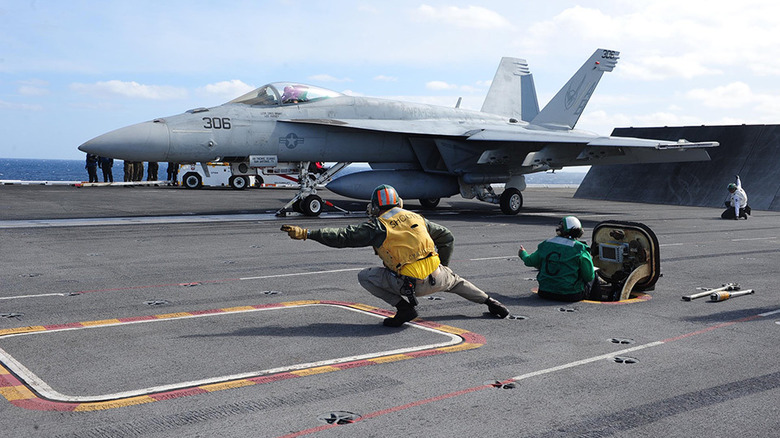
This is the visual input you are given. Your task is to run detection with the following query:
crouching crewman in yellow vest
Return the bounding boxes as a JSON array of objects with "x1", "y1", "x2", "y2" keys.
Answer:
[{"x1": 281, "y1": 184, "x2": 509, "y2": 327}]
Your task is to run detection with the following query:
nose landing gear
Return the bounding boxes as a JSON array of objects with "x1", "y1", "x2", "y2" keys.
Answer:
[{"x1": 276, "y1": 162, "x2": 351, "y2": 217}]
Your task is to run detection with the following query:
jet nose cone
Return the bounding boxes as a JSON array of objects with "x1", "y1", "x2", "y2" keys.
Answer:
[{"x1": 78, "y1": 121, "x2": 170, "y2": 162}]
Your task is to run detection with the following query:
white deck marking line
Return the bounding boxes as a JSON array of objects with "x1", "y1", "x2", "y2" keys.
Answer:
[
  {"x1": 0, "y1": 268, "x2": 367, "y2": 301},
  {"x1": 0, "y1": 304, "x2": 462, "y2": 403},
  {"x1": 239, "y1": 268, "x2": 363, "y2": 281},
  {"x1": 508, "y1": 307, "x2": 780, "y2": 382},
  {"x1": 0, "y1": 293, "x2": 67, "y2": 301},
  {"x1": 0, "y1": 212, "x2": 356, "y2": 229},
  {"x1": 509, "y1": 341, "x2": 665, "y2": 381},
  {"x1": 469, "y1": 256, "x2": 515, "y2": 261}
]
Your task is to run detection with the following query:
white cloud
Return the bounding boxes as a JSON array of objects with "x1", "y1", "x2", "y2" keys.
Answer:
[
  {"x1": 0, "y1": 99, "x2": 43, "y2": 111},
  {"x1": 686, "y1": 82, "x2": 755, "y2": 109},
  {"x1": 426, "y1": 81, "x2": 458, "y2": 91},
  {"x1": 11, "y1": 1, "x2": 780, "y2": 160},
  {"x1": 308, "y1": 74, "x2": 352, "y2": 83},
  {"x1": 415, "y1": 5, "x2": 510, "y2": 29},
  {"x1": 521, "y1": 3, "x2": 780, "y2": 82},
  {"x1": 70, "y1": 80, "x2": 188, "y2": 100},
  {"x1": 18, "y1": 85, "x2": 50, "y2": 96},
  {"x1": 685, "y1": 82, "x2": 780, "y2": 121},
  {"x1": 341, "y1": 89, "x2": 365, "y2": 97},
  {"x1": 621, "y1": 56, "x2": 722, "y2": 81},
  {"x1": 425, "y1": 81, "x2": 485, "y2": 94},
  {"x1": 197, "y1": 80, "x2": 254, "y2": 101}
]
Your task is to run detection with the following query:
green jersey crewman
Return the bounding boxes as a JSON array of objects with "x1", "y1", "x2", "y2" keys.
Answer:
[
  {"x1": 519, "y1": 216, "x2": 596, "y2": 302},
  {"x1": 281, "y1": 184, "x2": 509, "y2": 327}
]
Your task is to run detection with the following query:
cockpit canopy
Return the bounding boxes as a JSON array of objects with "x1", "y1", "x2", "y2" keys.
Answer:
[{"x1": 229, "y1": 82, "x2": 343, "y2": 106}]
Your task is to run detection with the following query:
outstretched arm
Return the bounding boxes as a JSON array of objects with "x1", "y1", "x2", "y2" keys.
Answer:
[{"x1": 282, "y1": 221, "x2": 386, "y2": 248}]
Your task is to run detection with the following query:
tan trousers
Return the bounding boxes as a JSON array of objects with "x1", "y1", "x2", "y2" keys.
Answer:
[{"x1": 357, "y1": 265, "x2": 489, "y2": 307}]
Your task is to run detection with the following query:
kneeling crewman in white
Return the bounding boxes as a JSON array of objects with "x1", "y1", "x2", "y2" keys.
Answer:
[{"x1": 281, "y1": 184, "x2": 509, "y2": 326}]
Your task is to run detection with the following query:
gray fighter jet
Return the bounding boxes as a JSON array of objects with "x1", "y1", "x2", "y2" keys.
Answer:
[{"x1": 78, "y1": 48, "x2": 718, "y2": 216}]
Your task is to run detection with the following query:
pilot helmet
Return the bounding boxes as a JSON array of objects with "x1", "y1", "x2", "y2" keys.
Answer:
[
  {"x1": 368, "y1": 184, "x2": 403, "y2": 216},
  {"x1": 727, "y1": 183, "x2": 737, "y2": 192},
  {"x1": 556, "y1": 216, "x2": 583, "y2": 239},
  {"x1": 282, "y1": 86, "x2": 297, "y2": 99}
]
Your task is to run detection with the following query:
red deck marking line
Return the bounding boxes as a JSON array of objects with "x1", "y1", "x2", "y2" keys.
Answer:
[
  {"x1": 247, "y1": 373, "x2": 299, "y2": 384},
  {"x1": 117, "y1": 315, "x2": 158, "y2": 323},
  {"x1": 277, "y1": 384, "x2": 492, "y2": 438},
  {"x1": 251, "y1": 303, "x2": 288, "y2": 310},
  {"x1": 405, "y1": 349, "x2": 446, "y2": 359},
  {"x1": 11, "y1": 398, "x2": 78, "y2": 412},
  {"x1": 276, "y1": 306, "x2": 780, "y2": 438},
  {"x1": 75, "y1": 283, "x2": 189, "y2": 294},
  {"x1": 360, "y1": 384, "x2": 490, "y2": 419},
  {"x1": 149, "y1": 387, "x2": 208, "y2": 401},
  {"x1": 661, "y1": 314, "x2": 763, "y2": 343},
  {"x1": 331, "y1": 360, "x2": 375, "y2": 370},
  {"x1": 0, "y1": 374, "x2": 19, "y2": 387},
  {"x1": 187, "y1": 309, "x2": 226, "y2": 316},
  {"x1": 0, "y1": 301, "x2": 482, "y2": 411},
  {"x1": 459, "y1": 331, "x2": 488, "y2": 344},
  {"x1": 42, "y1": 323, "x2": 84, "y2": 330}
]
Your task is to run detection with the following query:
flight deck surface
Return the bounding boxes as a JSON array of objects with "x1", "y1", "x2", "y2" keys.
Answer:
[{"x1": 0, "y1": 185, "x2": 778, "y2": 437}]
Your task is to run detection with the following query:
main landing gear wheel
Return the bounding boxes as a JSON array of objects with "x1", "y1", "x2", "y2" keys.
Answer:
[
  {"x1": 419, "y1": 198, "x2": 440, "y2": 209},
  {"x1": 229, "y1": 175, "x2": 249, "y2": 190},
  {"x1": 182, "y1": 173, "x2": 202, "y2": 189},
  {"x1": 500, "y1": 188, "x2": 523, "y2": 215},
  {"x1": 301, "y1": 195, "x2": 323, "y2": 216}
]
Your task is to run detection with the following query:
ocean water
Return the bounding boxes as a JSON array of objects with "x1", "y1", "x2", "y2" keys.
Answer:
[
  {"x1": 0, "y1": 158, "x2": 586, "y2": 185},
  {"x1": 0, "y1": 158, "x2": 166, "y2": 182}
]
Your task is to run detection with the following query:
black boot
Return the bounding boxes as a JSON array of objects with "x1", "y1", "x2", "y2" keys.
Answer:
[
  {"x1": 383, "y1": 299, "x2": 418, "y2": 327},
  {"x1": 484, "y1": 297, "x2": 509, "y2": 318}
]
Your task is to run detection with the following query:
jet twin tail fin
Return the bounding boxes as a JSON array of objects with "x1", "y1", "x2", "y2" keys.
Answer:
[
  {"x1": 481, "y1": 57, "x2": 539, "y2": 122},
  {"x1": 530, "y1": 48, "x2": 619, "y2": 130}
]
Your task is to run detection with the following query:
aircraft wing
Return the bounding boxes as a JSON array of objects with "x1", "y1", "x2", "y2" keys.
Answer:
[
  {"x1": 585, "y1": 137, "x2": 719, "y2": 149},
  {"x1": 469, "y1": 129, "x2": 720, "y2": 149},
  {"x1": 281, "y1": 118, "x2": 718, "y2": 149},
  {"x1": 279, "y1": 118, "x2": 477, "y2": 137}
]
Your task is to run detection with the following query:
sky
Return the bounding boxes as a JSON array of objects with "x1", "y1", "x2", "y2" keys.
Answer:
[{"x1": 3, "y1": 0, "x2": 780, "y2": 159}]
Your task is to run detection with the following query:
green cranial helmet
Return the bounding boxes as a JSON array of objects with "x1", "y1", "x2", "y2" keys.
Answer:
[
  {"x1": 728, "y1": 183, "x2": 737, "y2": 192},
  {"x1": 556, "y1": 215, "x2": 583, "y2": 238}
]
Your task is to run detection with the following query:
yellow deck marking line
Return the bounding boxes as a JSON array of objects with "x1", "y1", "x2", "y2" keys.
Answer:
[{"x1": 0, "y1": 301, "x2": 483, "y2": 411}]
